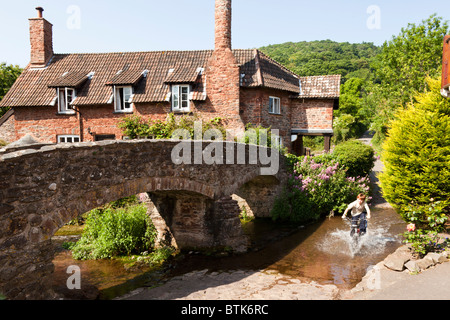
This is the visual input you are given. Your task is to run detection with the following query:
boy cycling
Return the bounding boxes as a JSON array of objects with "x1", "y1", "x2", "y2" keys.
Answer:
[{"x1": 342, "y1": 193, "x2": 371, "y2": 235}]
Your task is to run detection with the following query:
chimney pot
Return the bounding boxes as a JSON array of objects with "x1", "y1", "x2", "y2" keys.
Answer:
[{"x1": 36, "y1": 7, "x2": 44, "y2": 18}]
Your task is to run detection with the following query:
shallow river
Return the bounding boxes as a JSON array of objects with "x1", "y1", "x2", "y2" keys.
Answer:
[{"x1": 52, "y1": 206, "x2": 406, "y2": 299}]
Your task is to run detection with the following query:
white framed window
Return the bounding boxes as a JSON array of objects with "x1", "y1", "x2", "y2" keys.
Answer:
[
  {"x1": 57, "y1": 88, "x2": 76, "y2": 114},
  {"x1": 269, "y1": 96, "x2": 281, "y2": 114},
  {"x1": 114, "y1": 86, "x2": 133, "y2": 112},
  {"x1": 172, "y1": 85, "x2": 190, "y2": 112},
  {"x1": 57, "y1": 135, "x2": 80, "y2": 143}
]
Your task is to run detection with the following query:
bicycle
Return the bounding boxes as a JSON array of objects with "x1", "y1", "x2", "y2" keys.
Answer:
[{"x1": 346, "y1": 215, "x2": 368, "y2": 242}]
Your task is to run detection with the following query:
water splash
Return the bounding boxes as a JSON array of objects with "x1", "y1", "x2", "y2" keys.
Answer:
[{"x1": 317, "y1": 224, "x2": 398, "y2": 258}]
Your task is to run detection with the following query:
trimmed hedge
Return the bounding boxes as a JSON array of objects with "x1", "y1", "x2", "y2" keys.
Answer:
[{"x1": 331, "y1": 140, "x2": 375, "y2": 178}]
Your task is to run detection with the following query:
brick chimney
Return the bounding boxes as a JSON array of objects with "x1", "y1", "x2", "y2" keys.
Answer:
[
  {"x1": 29, "y1": 7, "x2": 53, "y2": 68},
  {"x1": 207, "y1": 0, "x2": 244, "y2": 135},
  {"x1": 215, "y1": 0, "x2": 232, "y2": 52}
]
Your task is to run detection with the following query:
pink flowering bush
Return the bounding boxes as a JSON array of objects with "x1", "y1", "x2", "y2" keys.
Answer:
[{"x1": 272, "y1": 154, "x2": 371, "y2": 223}]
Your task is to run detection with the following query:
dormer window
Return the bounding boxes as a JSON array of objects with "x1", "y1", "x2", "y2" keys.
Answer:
[
  {"x1": 172, "y1": 85, "x2": 190, "y2": 112},
  {"x1": 57, "y1": 87, "x2": 76, "y2": 114},
  {"x1": 114, "y1": 86, "x2": 133, "y2": 113}
]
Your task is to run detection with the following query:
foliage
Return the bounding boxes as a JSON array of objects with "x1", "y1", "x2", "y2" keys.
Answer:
[
  {"x1": 70, "y1": 204, "x2": 157, "y2": 260},
  {"x1": 333, "y1": 78, "x2": 369, "y2": 143},
  {"x1": 379, "y1": 77, "x2": 450, "y2": 258},
  {"x1": 118, "y1": 113, "x2": 227, "y2": 140},
  {"x1": 261, "y1": 40, "x2": 380, "y2": 143},
  {"x1": 240, "y1": 123, "x2": 273, "y2": 147},
  {"x1": 402, "y1": 202, "x2": 450, "y2": 257},
  {"x1": 367, "y1": 14, "x2": 449, "y2": 145},
  {"x1": 331, "y1": 140, "x2": 375, "y2": 178},
  {"x1": 272, "y1": 154, "x2": 371, "y2": 223},
  {"x1": 401, "y1": 201, "x2": 448, "y2": 231},
  {"x1": 333, "y1": 114, "x2": 365, "y2": 143},
  {"x1": 0, "y1": 62, "x2": 22, "y2": 117},
  {"x1": 403, "y1": 227, "x2": 450, "y2": 258},
  {"x1": 239, "y1": 206, "x2": 254, "y2": 224},
  {"x1": 118, "y1": 245, "x2": 176, "y2": 268},
  {"x1": 379, "y1": 77, "x2": 450, "y2": 214},
  {"x1": 260, "y1": 40, "x2": 380, "y2": 81}
]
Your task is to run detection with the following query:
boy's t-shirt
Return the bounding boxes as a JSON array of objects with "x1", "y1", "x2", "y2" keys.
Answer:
[{"x1": 346, "y1": 200, "x2": 370, "y2": 217}]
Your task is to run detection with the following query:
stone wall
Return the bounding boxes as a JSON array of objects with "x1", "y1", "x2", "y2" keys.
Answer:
[
  {"x1": 0, "y1": 110, "x2": 15, "y2": 143},
  {"x1": 0, "y1": 139, "x2": 286, "y2": 299}
]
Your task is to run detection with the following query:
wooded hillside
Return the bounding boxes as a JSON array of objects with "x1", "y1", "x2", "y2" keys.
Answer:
[{"x1": 260, "y1": 40, "x2": 380, "y2": 81}]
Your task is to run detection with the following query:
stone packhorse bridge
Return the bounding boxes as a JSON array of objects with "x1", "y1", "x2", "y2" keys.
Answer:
[{"x1": 0, "y1": 139, "x2": 287, "y2": 299}]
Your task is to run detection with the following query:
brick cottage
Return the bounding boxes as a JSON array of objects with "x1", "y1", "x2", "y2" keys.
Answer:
[{"x1": 0, "y1": 1, "x2": 340, "y2": 154}]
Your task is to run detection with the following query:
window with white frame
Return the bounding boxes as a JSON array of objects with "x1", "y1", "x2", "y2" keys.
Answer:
[
  {"x1": 57, "y1": 135, "x2": 80, "y2": 143},
  {"x1": 57, "y1": 88, "x2": 76, "y2": 114},
  {"x1": 269, "y1": 96, "x2": 281, "y2": 114},
  {"x1": 172, "y1": 85, "x2": 190, "y2": 111},
  {"x1": 114, "y1": 86, "x2": 133, "y2": 112}
]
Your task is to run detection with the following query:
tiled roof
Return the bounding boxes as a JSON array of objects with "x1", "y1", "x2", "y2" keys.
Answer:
[
  {"x1": 106, "y1": 69, "x2": 146, "y2": 86},
  {"x1": 47, "y1": 71, "x2": 89, "y2": 88},
  {"x1": 297, "y1": 75, "x2": 341, "y2": 99},
  {"x1": 0, "y1": 50, "x2": 338, "y2": 108}
]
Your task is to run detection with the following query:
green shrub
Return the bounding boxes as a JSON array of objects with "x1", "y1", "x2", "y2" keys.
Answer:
[
  {"x1": 272, "y1": 154, "x2": 371, "y2": 223},
  {"x1": 333, "y1": 114, "x2": 366, "y2": 143},
  {"x1": 379, "y1": 77, "x2": 450, "y2": 215},
  {"x1": 71, "y1": 204, "x2": 157, "y2": 260},
  {"x1": 332, "y1": 139, "x2": 375, "y2": 178},
  {"x1": 271, "y1": 187, "x2": 317, "y2": 224},
  {"x1": 403, "y1": 227, "x2": 450, "y2": 258},
  {"x1": 118, "y1": 113, "x2": 226, "y2": 140}
]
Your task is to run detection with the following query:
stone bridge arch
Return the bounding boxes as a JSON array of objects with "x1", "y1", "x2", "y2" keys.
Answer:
[{"x1": 0, "y1": 139, "x2": 287, "y2": 299}]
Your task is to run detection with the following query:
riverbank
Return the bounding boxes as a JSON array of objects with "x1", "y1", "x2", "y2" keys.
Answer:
[{"x1": 118, "y1": 249, "x2": 450, "y2": 300}]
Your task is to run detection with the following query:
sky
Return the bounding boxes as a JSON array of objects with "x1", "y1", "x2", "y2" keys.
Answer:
[{"x1": 1, "y1": 0, "x2": 449, "y2": 68}]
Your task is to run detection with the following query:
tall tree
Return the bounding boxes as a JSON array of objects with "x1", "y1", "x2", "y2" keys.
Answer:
[{"x1": 368, "y1": 14, "x2": 449, "y2": 144}]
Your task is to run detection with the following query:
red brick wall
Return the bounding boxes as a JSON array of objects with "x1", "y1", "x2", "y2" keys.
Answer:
[
  {"x1": 29, "y1": 17, "x2": 53, "y2": 67},
  {"x1": 12, "y1": 100, "x2": 246, "y2": 143},
  {"x1": 14, "y1": 104, "x2": 170, "y2": 143},
  {"x1": 291, "y1": 99, "x2": 334, "y2": 131},
  {"x1": 240, "y1": 88, "x2": 292, "y2": 147},
  {"x1": 14, "y1": 106, "x2": 78, "y2": 142},
  {"x1": 12, "y1": 96, "x2": 334, "y2": 147}
]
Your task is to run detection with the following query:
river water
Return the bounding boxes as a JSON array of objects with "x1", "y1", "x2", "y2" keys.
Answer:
[{"x1": 52, "y1": 205, "x2": 406, "y2": 299}]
